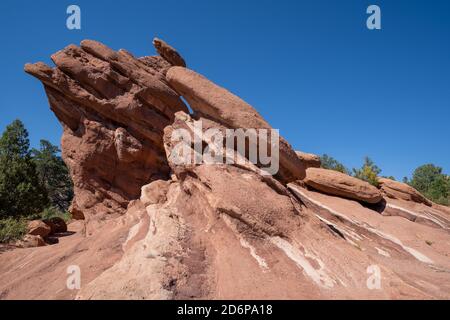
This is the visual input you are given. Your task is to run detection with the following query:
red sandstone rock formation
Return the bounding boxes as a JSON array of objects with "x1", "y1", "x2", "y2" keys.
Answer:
[
  {"x1": 24, "y1": 40, "x2": 188, "y2": 229},
  {"x1": 0, "y1": 37, "x2": 449, "y2": 300}
]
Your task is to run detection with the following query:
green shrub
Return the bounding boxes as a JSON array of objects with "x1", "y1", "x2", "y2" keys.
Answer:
[
  {"x1": 39, "y1": 207, "x2": 71, "y2": 223},
  {"x1": 352, "y1": 157, "x2": 381, "y2": 187},
  {"x1": 0, "y1": 217, "x2": 27, "y2": 243}
]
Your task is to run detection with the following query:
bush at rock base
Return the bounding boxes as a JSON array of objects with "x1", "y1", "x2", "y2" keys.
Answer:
[
  {"x1": 0, "y1": 217, "x2": 27, "y2": 243},
  {"x1": 38, "y1": 207, "x2": 71, "y2": 223}
]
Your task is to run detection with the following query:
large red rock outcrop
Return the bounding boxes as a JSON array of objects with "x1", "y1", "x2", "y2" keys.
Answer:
[
  {"x1": 25, "y1": 39, "x2": 188, "y2": 224},
  {"x1": 3, "y1": 37, "x2": 449, "y2": 300}
]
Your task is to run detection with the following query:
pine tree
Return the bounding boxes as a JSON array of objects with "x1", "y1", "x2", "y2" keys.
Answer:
[
  {"x1": 409, "y1": 164, "x2": 449, "y2": 205},
  {"x1": 32, "y1": 140, "x2": 73, "y2": 211},
  {"x1": 320, "y1": 154, "x2": 349, "y2": 174},
  {"x1": 0, "y1": 120, "x2": 49, "y2": 218}
]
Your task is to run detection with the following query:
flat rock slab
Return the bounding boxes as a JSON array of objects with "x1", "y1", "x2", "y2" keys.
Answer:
[{"x1": 303, "y1": 167, "x2": 382, "y2": 204}]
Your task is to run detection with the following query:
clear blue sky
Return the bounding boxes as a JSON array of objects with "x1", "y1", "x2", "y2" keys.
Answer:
[{"x1": 0, "y1": 0, "x2": 449, "y2": 180}]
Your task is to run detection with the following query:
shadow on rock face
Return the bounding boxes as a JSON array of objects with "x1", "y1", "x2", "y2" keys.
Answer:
[{"x1": 360, "y1": 197, "x2": 387, "y2": 214}]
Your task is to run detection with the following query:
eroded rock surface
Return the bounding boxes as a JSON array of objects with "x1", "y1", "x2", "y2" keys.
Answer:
[{"x1": 379, "y1": 178, "x2": 432, "y2": 206}]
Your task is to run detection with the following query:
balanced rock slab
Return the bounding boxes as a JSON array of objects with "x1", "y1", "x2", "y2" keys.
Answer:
[
  {"x1": 166, "y1": 66, "x2": 305, "y2": 183},
  {"x1": 153, "y1": 37, "x2": 186, "y2": 67},
  {"x1": 296, "y1": 151, "x2": 321, "y2": 169},
  {"x1": 303, "y1": 168, "x2": 382, "y2": 204}
]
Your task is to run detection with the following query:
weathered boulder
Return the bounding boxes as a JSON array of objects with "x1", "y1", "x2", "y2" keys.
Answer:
[
  {"x1": 166, "y1": 66, "x2": 305, "y2": 183},
  {"x1": 378, "y1": 178, "x2": 432, "y2": 206},
  {"x1": 303, "y1": 167, "x2": 383, "y2": 204},
  {"x1": 27, "y1": 220, "x2": 51, "y2": 238},
  {"x1": 16, "y1": 235, "x2": 46, "y2": 248},
  {"x1": 25, "y1": 38, "x2": 188, "y2": 222},
  {"x1": 43, "y1": 217, "x2": 68, "y2": 234},
  {"x1": 296, "y1": 151, "x2": 321, "y2": 168}
]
